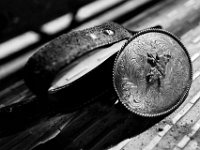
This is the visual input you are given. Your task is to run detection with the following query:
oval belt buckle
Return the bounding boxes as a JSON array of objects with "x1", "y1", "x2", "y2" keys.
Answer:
[{"x1": 24, "y1": 22, "x2": 192, "y2": 117}]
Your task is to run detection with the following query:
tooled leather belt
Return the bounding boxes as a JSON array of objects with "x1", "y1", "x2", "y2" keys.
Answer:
[{"x1": 24, "y1": 22, "x2": 192, "y2": 117}]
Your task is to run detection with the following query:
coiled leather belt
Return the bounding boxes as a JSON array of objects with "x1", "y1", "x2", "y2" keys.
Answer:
[{"x1": 24, "y1": 22, "x2": 192, "y2": 117}]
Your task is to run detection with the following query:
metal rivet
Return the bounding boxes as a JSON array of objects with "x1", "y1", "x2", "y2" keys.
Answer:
[{"x1": 103, "y1": 29, "x2": 114, "y2": 35}]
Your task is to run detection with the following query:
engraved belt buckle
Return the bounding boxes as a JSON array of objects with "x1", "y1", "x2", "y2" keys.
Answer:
[{"x1": 24, "y1": 22, "x2": 192, "y2": 117}]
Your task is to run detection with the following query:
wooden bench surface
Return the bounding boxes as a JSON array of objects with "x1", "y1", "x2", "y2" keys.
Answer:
[{"x1": 1, "y1": 0, "x2": 200, "y2": 150}]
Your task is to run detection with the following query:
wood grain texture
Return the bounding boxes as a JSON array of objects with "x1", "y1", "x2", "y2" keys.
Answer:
[{"x1": 1, "y1": 0, "x2": 199, "y2": 150}]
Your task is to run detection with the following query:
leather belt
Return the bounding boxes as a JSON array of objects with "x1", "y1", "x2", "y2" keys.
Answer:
[{"x1": 24, "y1": 22, "x2": 192, "y2": 117}]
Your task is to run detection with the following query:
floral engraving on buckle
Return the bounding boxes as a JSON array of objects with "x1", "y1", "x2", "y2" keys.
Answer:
[{"x1": 146, "y1": 53, "x2": 171, "y2": 87}]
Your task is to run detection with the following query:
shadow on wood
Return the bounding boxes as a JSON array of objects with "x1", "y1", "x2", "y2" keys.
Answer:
[{"x1": 31, "y1": 90, "x2": 166, "y2": 150}]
